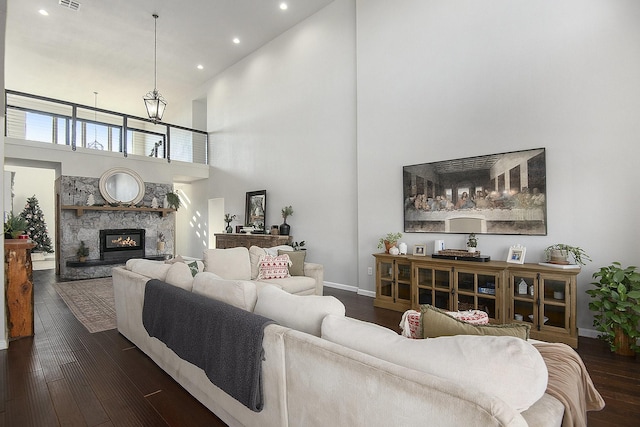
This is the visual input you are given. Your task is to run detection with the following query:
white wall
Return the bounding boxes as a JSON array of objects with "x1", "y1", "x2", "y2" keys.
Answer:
[
  {"x1": 1, "y1": 0, "x2": 8, "y2": 349},
  {"x1": 4, "y1": 165, "x2": 56, "y2": 249},
  {"x1": 174, "y1": 180, "x2": 212, "y2": 259},
  {"x1": 206, "y1": 0, "x2": 358, "y2": 287},
  {"x1": 356, "y1": 0, "x2": 640, "y2": 331}
]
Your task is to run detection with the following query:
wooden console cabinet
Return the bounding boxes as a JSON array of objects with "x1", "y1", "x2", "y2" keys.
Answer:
[
  {"x1": 5, "y1": 240, "x2": 37, "y2": 340},
  {"x1": 215, "y1": 233, "x2": 292, "y2": 249},
  {"x1": 373, "y1": 253, "x2": 580, "y2": 347}
]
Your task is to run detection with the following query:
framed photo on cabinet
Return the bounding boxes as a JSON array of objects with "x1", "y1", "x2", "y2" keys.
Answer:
[{"x1": 507, "y1": 245, "x2": 526, "y2": 264}]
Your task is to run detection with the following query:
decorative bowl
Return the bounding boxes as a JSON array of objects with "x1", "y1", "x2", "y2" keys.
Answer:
[{"x1": 528, "y1": 314, "x2": 549, "y2": 324}]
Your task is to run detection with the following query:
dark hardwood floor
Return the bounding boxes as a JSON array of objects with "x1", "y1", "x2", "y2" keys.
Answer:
[{"x1": 0, "y1": 269, "x2": 637, "y2": 426}]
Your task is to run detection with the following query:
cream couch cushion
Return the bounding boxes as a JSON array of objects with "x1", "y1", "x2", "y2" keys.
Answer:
[
  {"x1": 125, "y1": 259, "x2": 171, "y2": 281},
  {"x1": 321, "y1": 315, "x2": 548, "y2": 413},
  {"x1": 164, "y1": 262, "x2": 195, "y2": 291},
  {"x1": 192, "y1": 271, "x2": 258, "y2": 312},
  {"x1": 254, "y1": 285, "x2": 345, "y2": 336},
  {"x1": 203, "y1": 247, "x2": 251, "y2": 280}
]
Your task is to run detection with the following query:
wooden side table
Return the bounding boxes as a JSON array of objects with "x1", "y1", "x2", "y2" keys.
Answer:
[{"x1": 4, "y1": 239, "x2": 36, "y2": 340}]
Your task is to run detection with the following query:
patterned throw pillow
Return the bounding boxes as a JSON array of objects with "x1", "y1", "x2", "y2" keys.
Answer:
[
  {"x1": 187, "y1": 261, "x2": 199, "y2": 277},
  {"x1": 257, "y1": 254, "x2": 292, "y2": 279}
]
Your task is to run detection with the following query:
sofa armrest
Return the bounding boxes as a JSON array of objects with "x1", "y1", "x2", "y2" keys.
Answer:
[{"x1": 303, "y1": 262, "x2": 324, "y2": 295}]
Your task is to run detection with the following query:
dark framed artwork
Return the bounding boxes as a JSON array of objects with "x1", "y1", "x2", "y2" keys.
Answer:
[
  {"x1": 403, "y1": 148, "x2": 546, "y2": 235},
  {"x1": 245, "y1": 190, "x2": 266, "y2": 231}
]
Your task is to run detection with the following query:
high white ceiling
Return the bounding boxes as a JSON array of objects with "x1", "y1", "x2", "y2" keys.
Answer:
[{"x1": 5, "y1": 0, "x2": 334, "y2": 123}]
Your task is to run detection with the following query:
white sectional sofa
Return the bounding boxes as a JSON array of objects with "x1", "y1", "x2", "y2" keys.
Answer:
[{"x1": 111, "y1": 253, "x2": 582, "y2": 427}]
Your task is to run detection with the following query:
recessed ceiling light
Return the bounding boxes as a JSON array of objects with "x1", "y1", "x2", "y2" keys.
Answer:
[
  {"x1": 197, "y1": 64, "x2": 204, "y2": 70},
  {"x1": 39, "y1": 9, "x2": 49, "y2": 16},
  {"x1": 233, "y1": 37, "x2": 240, "y2": 44},
  {"x1": 280, "y1": 3, "x2": 288, "y2": 10}
]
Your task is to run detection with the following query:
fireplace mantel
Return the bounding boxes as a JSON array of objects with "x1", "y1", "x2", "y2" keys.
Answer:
[{"x1": 62, "y1": 205, "x2": 176, "y2": 217}]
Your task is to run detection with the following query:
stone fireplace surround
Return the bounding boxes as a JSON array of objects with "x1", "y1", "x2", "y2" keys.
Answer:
[{"x1": 57, "y1": 175, "x2": 175, "y2": 280}]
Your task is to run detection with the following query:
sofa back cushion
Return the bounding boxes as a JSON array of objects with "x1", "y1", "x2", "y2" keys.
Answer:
[
  {"x1": 126, "y1": 259, "x2": 171, "y2": 281},
  {"x1": 321, "y1": 315, "x2": 548, "y2": 413},
  {"x1": 203, "y1": 247, "x2": 251, "y2": 280},
  {"x1": 249, "y1": 246, "x2": 266, "y2": 279},
  {"x1": 165, "y1": 262, "x2": 195, "y2": 291},
  {"x1": 254, "y1": 285, "x2": 345, "y2": 336},
  {"x1": 192, "y1": 272, "x2": 258, "y2": 312}
]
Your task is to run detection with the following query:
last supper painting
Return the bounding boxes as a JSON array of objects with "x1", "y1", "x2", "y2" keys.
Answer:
[{"x1": 403, "y1": 148, "x2": 547, "y2": 235}]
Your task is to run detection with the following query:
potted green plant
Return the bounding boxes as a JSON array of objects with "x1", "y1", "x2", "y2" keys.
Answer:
[
  {"x1": 224, "y1": 214, "x2": 236, "y2": 233},
  {"x1": 291, "y1": 241, "x2": 306, "y2": 251},
  {"x1": 165, "y1": 191, "x2": 181, "y2": 210},
  {"x1": 377, "y1": 232, "x2": 402, "y2": 254},
  {"x1": 587, "y1": 262, "x2": 640, "y2": 355},
  {"x1": 467, "y1": 233, "x2": 478, "y2": 253},
  {"x1": 280, "y1": 206, "x2": 293, "y2": 236},
  {"x1": 4, "y1": 212, "x2": 28, "y2": 239},
  {"x1": 544, "y1": 244, "x2": 591, "y2": 266},
  {"x1": 76, "y1": 241, "x2": 90, "y2": 262}
]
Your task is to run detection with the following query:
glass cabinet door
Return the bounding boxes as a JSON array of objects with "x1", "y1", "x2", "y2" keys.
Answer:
[
  {"x1": 454, "y1": 269, "x2": 500, "y2": 321},
  {"x1": 540, "y1": 275, "x2": 569, "y2": 331},
  {"x1": 396, "y1": 261, "x2": 412, "y2": 304},
  {"x1": 377, "y1": 260, "x2": 394, "y2": 300},
  {"x1": 413, "y1": 265, "x2": 451, "y2": 310},
  {"x1": 510, "y1": 272, "x2": 536, "y2": 325}
]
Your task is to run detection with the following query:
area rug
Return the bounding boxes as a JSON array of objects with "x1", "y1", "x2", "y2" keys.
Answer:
[{"x1": 53, "y1": 277, "x2": 117, "y2": 333}]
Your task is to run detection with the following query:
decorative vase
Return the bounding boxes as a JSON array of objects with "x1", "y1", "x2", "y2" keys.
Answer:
[
  {"x1": 157, "y1": 241, "x2": 165, "y2": 252},
  {"x1": 279, "y1": 221, "x2": 290, "y2": 236},
  {"x1": 549, "y1": 249, "x2": 568, "y2": 264},
  {"x1": 151, "y1": 197, "x2": 159, "y2": 209},
  {"x1": 225, "y1": 225, "x2": 233, "y2": 233},
  {"x1": 398, "y1": 242, "x2": 408, "y2": 255},
  {"x1": 384, "y1": 240, "x2": 394, "y2": 254},
  {"x1": 389, "y1": 246, "x2": 400, "y2": 256},
  {"x1": 468, "y1": 246, "x2": 476, "y2": 253},
  {"x1": 614, "y1": 326, "x2": 635, "y2": 356}
]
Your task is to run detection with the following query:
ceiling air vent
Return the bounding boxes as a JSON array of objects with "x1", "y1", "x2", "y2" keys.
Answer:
[{"x1": 59, "y1": 0, "x2": 81, "y2": 11}]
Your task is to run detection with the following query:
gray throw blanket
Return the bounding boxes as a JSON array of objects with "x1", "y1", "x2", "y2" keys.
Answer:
[{"x1": 142, "y1": 279, "x2": 274, "y2": 412}]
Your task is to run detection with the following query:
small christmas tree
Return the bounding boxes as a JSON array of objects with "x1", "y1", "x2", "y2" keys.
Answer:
[{"x1": 21, "y1": 195, "x2": 54, "y2": 253}]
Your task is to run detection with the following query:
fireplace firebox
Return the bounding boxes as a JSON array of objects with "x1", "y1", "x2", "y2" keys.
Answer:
[{"x1": 100, "y1": 229, "x2": 145, "y2": 261}]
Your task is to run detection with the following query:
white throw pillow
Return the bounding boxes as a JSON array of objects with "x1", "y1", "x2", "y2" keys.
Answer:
[
  {"x1": 254, "y1": 285, "x2": 345, "y2": 336},
  {"x1": 264, "y1": 245, "x2": 294, "y2": 256},
  {"x1": 321, "y1": 315, "x2": 548, "y2": 413},
  {"x1": 165, "y1": 262, "x2": 195, "y2": 291},
  {"x1": 192, "y1": 271, "x2": 258, "y2": 312},
  {"x1": 202, "y1": 247, "x2": 251, "y2": 280},
  {"x1": 127, "y1": 259, "x2": 171, "y2": 281}
]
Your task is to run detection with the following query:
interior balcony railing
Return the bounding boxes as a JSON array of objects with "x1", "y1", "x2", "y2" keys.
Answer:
[{"x1": 4, "y1": 90, "x2": 208, "y2": 165}]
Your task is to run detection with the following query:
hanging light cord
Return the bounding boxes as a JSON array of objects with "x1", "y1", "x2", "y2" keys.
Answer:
[{"x1": 153, "y1": 14, "x2": 158, "y2": 92}]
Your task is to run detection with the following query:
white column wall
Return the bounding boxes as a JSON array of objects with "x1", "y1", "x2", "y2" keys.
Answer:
[
  {"x1": 356, "y1": 0, "x2": 640, "y2": 331},
  {"x1": 206, "y1": 0, "x2": 358, "y2": 288},
  {"x1": 1, "y1": 0, "x2": 7, "y2": 349}
]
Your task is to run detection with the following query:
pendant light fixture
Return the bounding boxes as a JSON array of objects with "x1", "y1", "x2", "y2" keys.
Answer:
[
  {"x1": 88, "y1": 91, "x2": 104, "y2": 150},
  {"x1": 143, "y1": 14, "x2": 167, "y2": 122}
]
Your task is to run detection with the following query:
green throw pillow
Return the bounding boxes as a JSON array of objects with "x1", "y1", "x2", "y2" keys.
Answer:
[
  {"x1": 420, "y1": 304, "x2": 530, "y2": 340},
  {"x1": 278, "y1": 250, "x2": 306, "y2": 276},
  {"x1": 187, "y1": 260, "x2": 199, "y2": 277}
]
